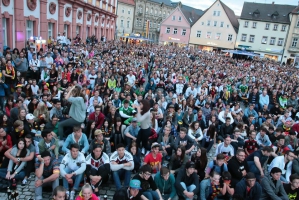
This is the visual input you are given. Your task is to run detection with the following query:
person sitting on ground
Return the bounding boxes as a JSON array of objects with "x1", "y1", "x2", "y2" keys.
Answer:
[
  {"x1": 214, "y1": 134, "x2": 235, "y2": 162},
  {"x1": 34, "y1": 151, "x2": 60, "y2": 200},
  {"x1": 169, "y1": 145, "x2": 189, "y2": 175},
  {"x1": 175, "y1": 161, "x2": 199, "y2": 200},
  {"x1": 174, "y1": 127, "x2": 196, "y2": 155},
  {"x1": 234, "y1": 172, "x2": 262, "y2": 200},
  {"x1": 143, "y1": 142, "x2": 162, "y2": 174},
  {"x1": 53, "y1": 185, "x2": 67, "y2": 200},
  {"x1": 133, "y1": 164, "x2": 163, "y2": 200},
  {"x1": 199, "y1": 171, "x2": 227, "y2": 200},
  {"x1": 110, "y1": 143, "x2": 134, "y2": 189},
  {"x1": 38, "y1": 129, "x2": 59, "y2": 159},
  {"x1": 246, "y1": 146, "x2": 274, "y2": 181},
  {"x1": 260, "y1": 167, "x2": 289, "y2": 200},
  {"x1": 205, "y1": 153, "x2": 228, "y2": 178},
  {"x1": 75, "y1": 183, "x2": 98, "y2": 200},
  {"x1": 154, "y1": 167, "x2": 178, "y2": 200},
  {"x1": 113, "y1": 179, "x2": 147, "y2": 200},
  {"x1": 62, "y1": 126, "x2": 89, "y2": 154},
  {"x1": 89, "y1": 129, "x2": 111, "y2": 155},
  {"x1": 283, "y1": 174, "x2": 299, "y2": 200},
  {"x1": 85, "y1": 144, "x2": 110, "y2": 196},
  {"x1": 60, "y1": 143, "x2": 87, "y2": 200}
]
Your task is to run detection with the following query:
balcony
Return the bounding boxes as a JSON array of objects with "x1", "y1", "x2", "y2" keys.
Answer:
[
  {"x1": 288, "y1": 46, "x2": 299, "y2": 52},
  {"x1": 137, "y1": 12, "x2": 143, "y2": 16}
]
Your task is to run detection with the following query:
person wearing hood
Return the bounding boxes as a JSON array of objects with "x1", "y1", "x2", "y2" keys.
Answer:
[
  {"x1": 145, "y1": 79, "x2": 156, "y2": 93},
  {"x1": 260, "y1": 167, "x2": 289, "y2": 200},
  {"x1": 85, "y1": 144, "x2": 110, "y2": 196},
  {"x1": 234, "y1": 172, "x2": 262, "y2": 200}
]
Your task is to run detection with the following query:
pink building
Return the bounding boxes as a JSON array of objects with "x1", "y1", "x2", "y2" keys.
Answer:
[{"x1": 159, "y1": 3, "x2": 202, "y2": 46}]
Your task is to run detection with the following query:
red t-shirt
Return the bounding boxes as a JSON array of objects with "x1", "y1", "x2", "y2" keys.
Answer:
[{"x1": 144, "y1": 152, "x2": 162, "y2": 173}]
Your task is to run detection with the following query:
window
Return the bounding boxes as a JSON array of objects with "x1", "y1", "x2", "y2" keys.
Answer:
[
  {"x1": 252, "y1": 22, "x2": 257, "y2": 28},
  {"x1": 2, "y1": 18, "x2": 7, "y2": 46},
  {"x1": 76, "y1": 25, "x2": 81, "y2": 35},
  {"x1": 297, "y1": 20, "x2": 299, "y2": 27},
  {"x1": 64, "y1": 24, "x2": 68, "y2": 37},
  {"x1": 261, "y1": 36, "x2": 267, "y2": 44},
  {"x1": 128, "y1": 10, "x2": 131, "y2": 14},
  {"x1": 270, "y1": 37, "x2": 276, "y2": 45},
  {"x1": 273, "y1": 24, "x2": 278, "y2": 31},
  {"x1": 153, "y1": 22, "x2": 156, "y2": 28},
  {"x1": 265, "y1": 23, "x2": 270, "y2": 30},
  {"x1": 166, "y1": 27, "x2": 170, "y2": 33},
  {"x1": 227, "y1": 34, "x2": 233, "y2": 41},
  {"x1": 249, "y1": 35, "x2": 255, "y2": 42},
  {"x1": 120, "y1": 20, "x2": 124, "y2": 27},
  {"x1": 292, "y1": 38, "x2": 298, "y2": 47},
  {"x1": 150, "y1": 8, "x2": 153, "y2": 14},
  {"x1": 217, "y1": 11, "x2": 220, "y2": 16},
  {"x1": 227, "y1": 24, "x2": 229, "y2": 28},
  {"x1": 122, "y1": 9, "x2": 124, "y2": 13},
  {"x1": 172, "y1": 16, "x2": 175, "y2": 21},
  {"x1": 127, "y1": 21, "x2": 130, "y2": 28},
  {"x1": 163, "y1": 11, "x2": 165, "y2": 18},
  {"x1": 155, "y1": 10, "x2": 157, "y2": 15},
  {"x1": 215, "y1": 33, "x2": 221, "y2": 39},
  {"x1": 213, "y1": 11, "x2": 217, "y2": 16},
  {"x1": 149, "y1": 21, "x2": 152, "y2": 28},
  {"x1": 146, "y1": 7, "x2": 148, "y2": 13},
  {"x1": 48, "y1": 22, "x2": 53, "y2": 38},
  {"x1": 278, "y1": 38, "x2": 284, "y2": 46},
  {"x1": 201, "y1": 22, "x2": 204, "y2": 25},
  {"x1": 220, "y1": 22, "x2": 224, "y2": 27},
  {"x1": 281, "y1": 25, "x2": 286, "y2": 31},
  {"x1": 173, "y1": 28, "x2": 177, "y2": 34},
  {"x1": 206, "y1": 32, "x2": 211, "y2": 39},
  {"x1": 182, "y1": 29, "x2": 186, "y2": 36},
  {"x1": 136, "y1": 18, "x2": 141, "y2": 27},
  {"x1": 244, "y1": 21, "x2": 248, "y2": 27},
  {"x1": 214, "y1": 21, "x2": 217, "y2": 27},
  {"x1": 241, "y1": 34, "x2": 247, "y2": 41},
  {"x1": 207, "y1": 20, "x2": 211, "y2": 26},
  {"x1": 196, "y1": 31, "x2": 201, "y2": 37},
  {"x1": 178, "y1": 16, "x2": 182, "y2": 21},
  {"x1": 26, "y1": 20, "x2": 33, "y2": 40}
]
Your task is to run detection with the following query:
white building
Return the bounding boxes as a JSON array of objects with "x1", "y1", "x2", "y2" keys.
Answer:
[
  {"x1": 116, "y1": 0, "x2": 135, "y2": 38},
  {"x1": 235, "y1": 2, "x2": 295, "y2": 61}
]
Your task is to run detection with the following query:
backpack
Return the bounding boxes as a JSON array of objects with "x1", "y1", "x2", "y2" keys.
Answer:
[{"x1": 210, "y1": 160, "x2": 225, "y2": 175}]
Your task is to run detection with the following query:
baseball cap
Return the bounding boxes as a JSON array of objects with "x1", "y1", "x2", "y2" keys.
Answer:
[
  {"x1": 26, "y1": 113, "x2": 35, "y2": 120},
  {"x1": 132, "y1": 118, "x2": 137, "y2": 122},
  {"x1": 129, "y1": 179, "x2": 141, "y2": 189},
  {"x1": 245, "y1": 172, "x2": 256, "y2": 179},
  {"x1": 151, "y1": 142, "x2": 160, "y2": 149},
  {"x1": 185, "y1": 161, "x2": 195, "y2": 169}
]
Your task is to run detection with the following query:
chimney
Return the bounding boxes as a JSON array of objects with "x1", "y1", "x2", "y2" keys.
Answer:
[{"x1": 272, "y1": 1, "x2": 275, "y2": 4}]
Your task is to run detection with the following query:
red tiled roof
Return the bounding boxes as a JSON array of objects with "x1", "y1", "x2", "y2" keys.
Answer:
[{"x1": 118, "y1": 0, "x2": 135, "y2": 6}]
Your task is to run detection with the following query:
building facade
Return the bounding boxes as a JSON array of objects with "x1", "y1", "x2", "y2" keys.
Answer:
[
  {"x1": 132, "y1": 0, "x2": 174, "y2": 43},
  {"x1": 159, "y1": 3, "x2": 202, "y2": 46},
  {"x1": 235, "y1": 2, "x2": 295, "y2": 61},
  {"x1": 282, "y1": 6, "x2": 299, "y2": 65},
  {"x1": 189, "y1": 0, "x2": 239, "y2": 51},
  {"x1": 116, "y1": 0, "x2": 135, "y2": 38},
  {"x1": 0, "y1": 0, "x2": 117, "y2": 50}
]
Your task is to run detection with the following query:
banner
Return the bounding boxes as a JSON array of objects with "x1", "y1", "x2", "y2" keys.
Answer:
[{"x1": 146, "y1": 20, "x2": 150, "y2": 38}]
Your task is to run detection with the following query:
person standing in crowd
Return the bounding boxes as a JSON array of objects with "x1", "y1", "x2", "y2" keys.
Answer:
[{"x1": 58, "y1": 86, "x2": 86, "y2": 139}]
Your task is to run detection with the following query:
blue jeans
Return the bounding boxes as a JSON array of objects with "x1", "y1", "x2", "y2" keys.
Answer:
[
  {"x1": 112, "y1": 169, "x2": 131, "y2": 189},
  {"x1": 0, "y1": 168, "x2": 25, "y2": 180},
  {"x1": 247, "y1": 161, "x2": 262, "y2": 181},
  {"x1": 280, "y1": 174, "x2": 288, "y2": 183},
  {"x1": 62, "y1": 167, "x2": 83, "y2": 191},
  {"x1": 35, "y1": 176, "x2": 59, "y2": 200},
  {"x1": 143, "y1": 190, "x2": 160, "y2": 200},
  {"x1": 180, "y1": 182, "x2": 196, "y2": 200}
]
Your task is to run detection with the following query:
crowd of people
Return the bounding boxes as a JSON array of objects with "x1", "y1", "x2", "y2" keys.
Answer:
[{"x1": 0, "y1": 38, "x2": 299, "y2": 200}]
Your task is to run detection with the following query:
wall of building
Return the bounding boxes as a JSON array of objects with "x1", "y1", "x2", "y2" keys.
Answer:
[
  {"x1": 159, "y1": 7, "x2": 190, "y2": 44},
  {"x1": 0, "y1": 0, "x2": 117, "y2": 50},
  {"x1": 116, "y1": 2, "x2": 135, "y2": 37},
  {"x1": 189, "y1": 1, "x2": 237, "y2": 49}
]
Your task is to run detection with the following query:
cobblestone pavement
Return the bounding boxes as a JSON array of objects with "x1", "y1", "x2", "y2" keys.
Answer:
[{"x1": 0, "y1": 147, "x2": 216, "y2": 200}]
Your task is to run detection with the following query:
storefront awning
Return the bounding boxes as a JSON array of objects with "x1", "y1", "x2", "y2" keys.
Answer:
[{"x1": 221, "y1": 50, "x2": 259, "y2": 56}]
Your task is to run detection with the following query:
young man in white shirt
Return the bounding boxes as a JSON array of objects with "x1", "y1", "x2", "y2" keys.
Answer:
[
  {"x1": 110, "y1": 143, "x2": 134, "y2": 189},
  {"x1": 60, "y1": 143, "x2": 86, "y2": 200}
]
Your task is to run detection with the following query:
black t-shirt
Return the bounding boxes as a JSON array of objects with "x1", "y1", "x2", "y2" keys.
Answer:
[
  {"x1": 283, "y1": 183, "x2": 299, "y2": 200},
  {"x1": 113, "y1": 187, "x2": 143, "y2": 200},
  {"x1": 246, "y1": 149, "x2": 268, "y2": 166}
]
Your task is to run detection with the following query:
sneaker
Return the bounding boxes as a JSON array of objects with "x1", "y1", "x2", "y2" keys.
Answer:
[
  {"x1": 141, "y1": 148, "x2": 145, "y2": 155},
  {"x1": 66, "y1": 191, "x2": 70, "y2": 200},
  {"x1": 21, "y1": 178, "x2": 27, "y2": 186},
  {"x1": 70, "y1": 190, "x2": 75, "y2": 200}
]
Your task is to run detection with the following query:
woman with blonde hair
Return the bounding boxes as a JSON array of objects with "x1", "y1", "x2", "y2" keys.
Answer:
[
  {"x1": 33, "y1": 101, "x2": 50, "y2": 124},
  {"x1": 75, "y1": 183, "x2": 98, "y2": 200}
]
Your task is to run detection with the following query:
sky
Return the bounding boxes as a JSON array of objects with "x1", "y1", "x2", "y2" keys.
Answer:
[{"x1": 179, "y1": 0, "x2": 298, "y2": 16}]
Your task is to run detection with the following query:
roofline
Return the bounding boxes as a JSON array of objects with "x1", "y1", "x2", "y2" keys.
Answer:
[
  {"x1": 160, "y1": 6, "x2": 191, "y2": 26},
  {"x1": 239, "y1": 18, "x2": 291, "y2": 24},
  {"x1": 117, "y1": 1, "x2": 135, "y2": 6}
]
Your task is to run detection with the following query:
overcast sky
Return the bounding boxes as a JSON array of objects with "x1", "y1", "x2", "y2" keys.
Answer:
[{"x1": 180, "y1": 0, "x2": 298, "y2": 16}]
